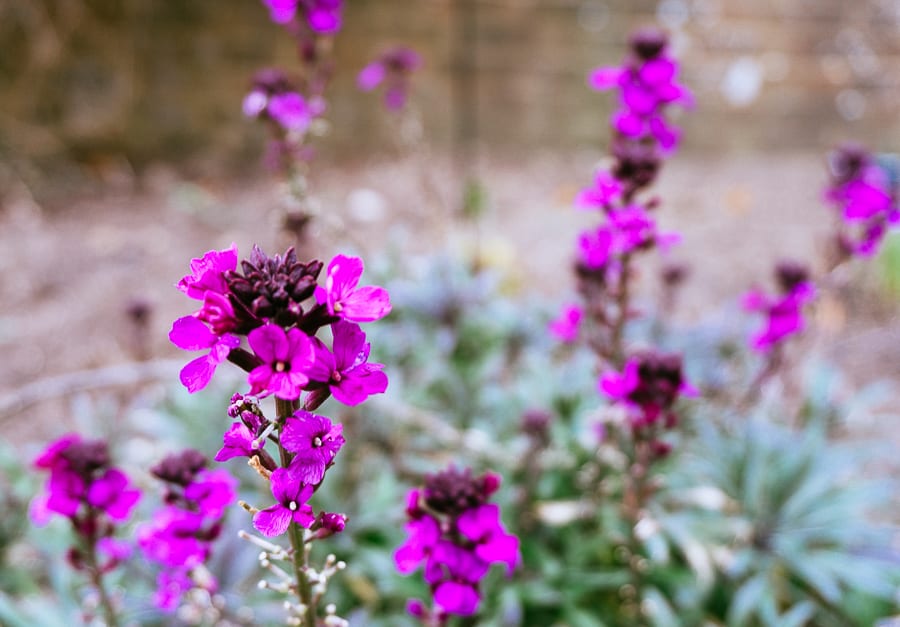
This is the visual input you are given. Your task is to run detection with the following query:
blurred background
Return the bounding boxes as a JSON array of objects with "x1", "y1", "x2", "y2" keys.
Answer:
[
  {"x1": 1, "y1": 0, "x2": 899, "y2": 431},
  {"x1": 3, "y1": 0, "x2": 900, "y2": 175}
]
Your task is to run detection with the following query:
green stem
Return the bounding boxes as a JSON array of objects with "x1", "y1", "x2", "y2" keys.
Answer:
[
  {"x1": 81, "y1": 521, "x2": 120, "y2": 627},
  {"x1": 275, "y1": 397, "x2": 318, "y2": 627}
]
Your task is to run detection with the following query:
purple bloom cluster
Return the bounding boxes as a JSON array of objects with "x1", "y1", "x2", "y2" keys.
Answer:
[
  {"x1": 588, "y1": 27, "x2": 692, "y2": 153},
  {"x1": 742, "y1": 260, "x2": 816, "y2": 353},
  {"x1": 262, "y1": 0, "x2": 342, "y2": 34},
  {"x1": 138, "y1": 450, "x2": 238, "y2": 611},
  {"x1": 357, "y1": 46, "x2": 422, "y2": 111},
  {"x1": 550, "y1": 30, "x2": 688, "y2": 351},
  {"x1": 395, "y1": 468, "x2": 519, "y2": 621},
  {"x1": 217, "y1": 395, "x2": 348, "y2": 539},
  {"x1": 31, "y1": 434, "x2": 140, "y2": 573},
  {"x1": 170, "y1": 245, "x2": 390, "y2": 406},
  {"x1": 825, "y1": 143, "x2": 899, "y2": 258},
  {"x1": 600, "y1": 351, "x2": 695, "y2": 447},
  {"x1": 243, "y1": 69, "x2": 327, "y2": 138}
]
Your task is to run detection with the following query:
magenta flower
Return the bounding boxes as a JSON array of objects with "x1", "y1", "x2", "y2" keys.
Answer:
[
  {"x1": 138, "y1": 508, "x2": 210, "y2": 569},
  {"x1": 267, "y1": 92, "x2": 313, "y2": 133},
  {"x1": 548, "y1": 304, "x2": 582, "y2": 343},
  {"x1": 169, "y1": 316, "x2": 240, "y2": 393},
  {"x1": 600, "y1": 351, "x2": 695, "y2": 428},
  {"x1": 247, "y1": 324, "x2": 315, "y2": 400},
  {"x1": 588, "y1": 28, "x2": 691, "y2": 153},
  {"x1": 456, "y1": 504, "x2": 520, "y2": 575},
  {"x1": 153, "y1": 570, "x2": 195, "y2": 612},
  {"x1": 214, "y1": 422, "x2": 260, "y2": 462},
  {"x1": 315, "y1": 254, "x2": 392, "y2": 323},
  {"x1": 281, "y1": 410, "x2": 345, "y2": 484},
  {"x1": 307, "y1": 321, "x2": 389, "y2": 406},
  {"x1": 358, "y1": 46, "x2": 423, "y2": 111},
  {"x1": 824, "y1": 144, "x2": 899, "y2": 257},
  {"x1": 177, "y1": 245, "x2": 238, "y2": 301},
  {"x1": 575, "y1": 170, "x2": 623, "y2": 210},
  {"x1": 261, "y1": 0, "x2": 342, "y2": 33},
  {"x1": 253, "y1": 468, "x2": 316, "y2": 537},
  {"x1": 743, "y1": 283, "x2": 816, "y2": 352},
  {"x1": 578, "y1": 227, "x2": 613, "y2": 270},
  {"x1": 425, "y1": 541, "x2": 489, "y2": 616},
  {"x1": 184, "y1": 469, "x2": 238, "y2": 520},
  {"x1": 395, "y1": 513, "x2": 441, "y2": 574},
  {"x1": 86, "y1": 468, "x2": 141, "y2": 522}
]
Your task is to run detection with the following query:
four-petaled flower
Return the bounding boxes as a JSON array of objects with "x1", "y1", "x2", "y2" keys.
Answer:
[
  {"x1": 253, "y1": 468, "x2": 316, "y2": 537},
  {"x1": 307, "y1": 321, "x2": 389, "y2": 405},
  {"x1": 247, "y1": 324, "x2": 315, "y2": 400},
  {"x1": 169, "y1": 316, "x2": 240, "y2": 393},
  {"x1": 315, "y1": 254, "x2": 392, "y2": 323},
  {"x1": 281, "y1": 410, "x2": 345, "y2": 484}
]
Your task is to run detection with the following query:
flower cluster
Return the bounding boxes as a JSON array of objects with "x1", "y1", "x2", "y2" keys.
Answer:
[
  {"x1": 357, "y1": 46, "x2": 422, "y2": 111},
  {"x1": 600, "y1": 350, "x2": 695, "y2": 454},
  {"x1": 743, "y1": 260, "x2": 816, "y2": 353},
  {"x1": 550, "y1": 30, "x2": 689, "y2": 356},
  {"x1": 216, "y1": 398, "x2": 347, "y2": 538},
  {"x1": 31, "y1": 434, "x2": 140, "y2": 574},
  {"x1": 261, "y1": 0, "x2": 343, "y2": 34},
  {"x1": 138, "y1": 450, "x2": 238, "y2": 611},
  {"x1": 588, "y1": 27, "x2": 692, "y2": 153},
  {"x1": 395, "y1": 468, "x2": 519, "y2": 621},
  {"x1": 243, "y1": 68, "x2": 326, "y2": 138},
  {"x1": 825, "y1": 143, "x2": 899, "y2": 258},
  {"x1": 170, "y1": 245, "x2": 390, "y2": 406}
]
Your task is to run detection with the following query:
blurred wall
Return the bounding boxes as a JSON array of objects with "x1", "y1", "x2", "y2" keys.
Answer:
[{"x1": 1, "y1": 0, "x2": 899, "y2": 184}]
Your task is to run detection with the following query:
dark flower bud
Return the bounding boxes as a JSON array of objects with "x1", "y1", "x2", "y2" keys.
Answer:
[
  {"x1": 151, "y1": 449, "x2": 207, "y2": 486},
  {"x1": 774, "y1": 260, "x2": 809, "y2": 294},
  {"x1": 629, "y1": 27, "x2": 668, "y2": 61}
]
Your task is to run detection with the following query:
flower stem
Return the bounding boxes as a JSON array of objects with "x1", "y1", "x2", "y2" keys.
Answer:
[
  {"x1": 82, "y1": 522, "x2": 120, "y2": 627},
  {"x1": 275, "y1": 397, "x2": 318, "y2": 627}
]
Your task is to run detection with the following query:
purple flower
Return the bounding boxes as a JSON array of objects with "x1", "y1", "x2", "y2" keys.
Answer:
[
  {"x1": 395, "y1": 513, "x2": 441, "y2": 574},
  {"x1": 214, "y1": 422, "x2": 261, "y2": 462},
  {"x1": 247, "y1": 324, "x2": 315, "y2": 400},
  {"x1": 743, "y1": 283, "x2": 816, "y2": 352},
  {"x1": 169, "y1": 316, "x2": 240, "y2": 393},
  {"x1": 281, "y1": 410, "x2": 345, "y2": 484},
  {"x1": 425, "y1": 541, "x2": 489, "y2": 616},
  {"x1": 588, "y1": 28, "x2": 691, "y2": 153},
  {"x1": 307, "y1": 321, "x2": 388, "y2": 406},
  {"x1": 358, "y1": 46, "x2": 422, "y2": 111},
  {"x1": 575, "y1": 170, "x2": 623, "y2": 210},
  {"x1": 315, "y1": 254, "x2": 392, "y2": 323},
  {"x1": 153, "y1": 569, "x2": 194, "y2": 612},
  {"x1": 267, "y1": 92, "x2": 313, "y2": 132},
  {"x1": 86, "y1": 468, "x2": 141, "y2": 522},
  {"x1": 578, "y1": 227, "x2": 613, "y2": 270},
  {"x1": 261, "y1": 0, "x2": 342, "y2": 33},
  {"x1": 253, "y1": 468, "x2": 315, "y2": 537},
  {"x1": 456, "y1": 504, "x2": 520, "y2": 575},
  {"x1": 600, "y1": 351, "x2": 695, "y2": 428},
  {"x1": 138, "y1": 507, "x2": 210, "y2": 569},
  {"x1": 184, "y1": 469, "x2": 238, "y2": 520},
  {"x1": 548, "y1": 304, "x2": 582, "y2": 343},
  {"x1": 177, "y1": 245, "x2": 238, "y2": 301}
]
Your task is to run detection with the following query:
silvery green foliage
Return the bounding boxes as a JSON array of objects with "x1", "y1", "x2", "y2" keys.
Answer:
[{"x1": 663, "y1": 416, "x2": 900, "y2": 626}]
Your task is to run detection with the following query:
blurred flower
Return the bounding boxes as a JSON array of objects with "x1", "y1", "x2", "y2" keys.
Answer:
[
  {"x1": 358, "y1": 46, "x2": 422, "y2": 111},
  {"x1": 548, "y1": 304, "x2": 583, "y2": 343},
  {"x1": 396, "y1": 468, "x2": 517, "y2": 620},
  {"x1": 600, "y1": 351, "x2": 695, "y2": 428}
]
